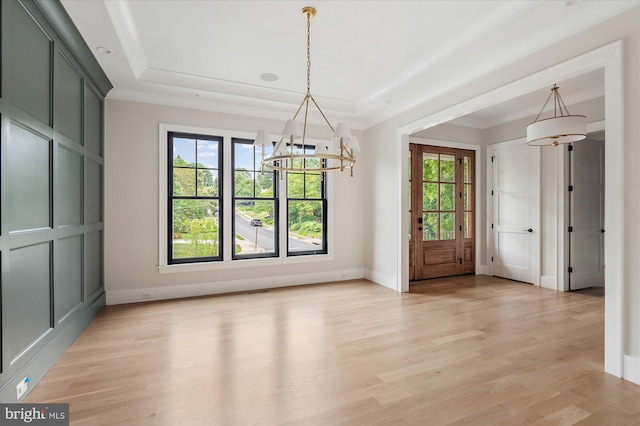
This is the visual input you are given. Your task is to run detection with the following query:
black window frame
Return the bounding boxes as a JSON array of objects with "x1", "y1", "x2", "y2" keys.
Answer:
[
  {"x1": 232, "y1": 137, "x2": 279, "y2": 260},
  {"x1": 168, "y1": 131, "x2": 223, "y2": 264},
  {"x1": 286, "y1": 143, "x2": 328, "y2": 256}
]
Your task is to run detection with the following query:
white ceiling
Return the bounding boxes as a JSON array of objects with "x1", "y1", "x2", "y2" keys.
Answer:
[{"x1": 61, "y1": 1, "x2": 637, "y2": 130}]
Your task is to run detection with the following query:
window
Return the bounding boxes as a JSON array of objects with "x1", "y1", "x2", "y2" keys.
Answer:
[
  {"x1": 287, "y1": 144, "x2": 327, "y2": 255},
  {"x1": 168, "y1": 132, "x2": 222, "y2": 264},
  {"x1": 233, "y1": 138, "x2": 278, "y2": 259},
  {"x1": 161, "y1": 126, "x2": 331, "y2": 270}
]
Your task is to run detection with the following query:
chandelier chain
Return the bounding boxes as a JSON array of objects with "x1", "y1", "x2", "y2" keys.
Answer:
[{"x1": 306, "y1": 14, "x2": 311, "y2": 95}]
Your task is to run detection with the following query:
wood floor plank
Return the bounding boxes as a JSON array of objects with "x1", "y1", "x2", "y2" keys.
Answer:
[{"x1": 25, "y1": 276, "x2": 639, "y2": 425}]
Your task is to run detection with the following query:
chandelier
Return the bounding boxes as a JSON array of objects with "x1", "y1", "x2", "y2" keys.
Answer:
[
  {"x1": 254, "y1": 6, "x2": 358, "y2": 176},
  {"x1": 526, "y1": 84, "x2": 587, "y2": 146}
]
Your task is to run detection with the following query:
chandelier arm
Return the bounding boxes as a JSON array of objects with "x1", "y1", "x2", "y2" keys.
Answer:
[
  {"x1": 302, "y1": 96, "x2": 310, "y2": 146},
  {"x1": 309, "y1": 95, "x2": 335, "y2": 132},
  {"x1": 533, "y1": 90, "x2": 554, "y2": 122},
  {"x1": 557, "y1": 91, "x2": 572, "y2": 116},
  {"x1": 291, "y1": 94, "x2": 310, "y2": 122}
]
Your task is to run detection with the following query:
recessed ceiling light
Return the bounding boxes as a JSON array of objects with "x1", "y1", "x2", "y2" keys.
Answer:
[
  {"x1": 260, "y1": 73, "x2": 278, "y2": 82},
  {"x1": 96, "y1": 46, "x2": 112, "y2": 54},
  {"x1": 565, "y1": 0, "x2": 579, "y2": 6}
]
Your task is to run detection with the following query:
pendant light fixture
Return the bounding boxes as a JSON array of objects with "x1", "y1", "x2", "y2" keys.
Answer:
[
  {"x1": 526, "y1": 84, "x2": 587, "y2": 146},
  {"x1": 254, "y1": 6, "x2": 358, "y2": 176}
]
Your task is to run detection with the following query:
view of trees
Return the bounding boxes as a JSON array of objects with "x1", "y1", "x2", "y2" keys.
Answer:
[
  {"x1": 172, "y1": 154, "x2": 220, "y2": 259},
  {"x1": 171, "y1": 138, "x2": 326, "y2": 260},
  {"x1": 422, "y1": 154, "x2": 455, "y2": 241}
]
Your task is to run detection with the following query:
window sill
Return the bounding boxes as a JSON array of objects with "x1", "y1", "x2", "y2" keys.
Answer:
[{"x1": 158, "y1": 253, "x2": 335, "y2": 274}]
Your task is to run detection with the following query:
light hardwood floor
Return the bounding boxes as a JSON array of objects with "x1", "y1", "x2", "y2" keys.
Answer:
[{"x1": 26, "y1": 276, "x2": 640, "y2": 425}]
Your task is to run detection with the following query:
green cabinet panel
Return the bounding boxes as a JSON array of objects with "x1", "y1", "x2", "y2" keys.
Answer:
[
  {"x1": 8, "y1": 0, "x2": 52, "y2": 125},
  {"x1": 6, "y1": 122, "x2": 51, "y2": 232},
  {"x1": 84, "y1": 231, "x2": 102, "y2": 298},
  {"x1": 54, "y1": 51, "x2": 82, "y2": 143},
  {"x1": 3, "y1": 243, "x2": 52, "y2": 363},
  {"x1": 55, "y1": 235, "x2": 83, "y2": 323},
  {"x1": 84, "y1": 85, "x2": 102, "y2": 155},
  {"x1": 57, "y1": 145, "x2": 83, "y2": 226},
  {"x1": 85, "y1": 158, "x2": 102, "y2": 224}
]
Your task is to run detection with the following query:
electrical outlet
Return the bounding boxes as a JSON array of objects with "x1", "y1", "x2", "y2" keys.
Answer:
[
  {"x1": 141, "y1": 291, "x2": 153, "y2": 300},
  {"x1": 16, "y1": 377, "x2": 29, "y2": 400}
]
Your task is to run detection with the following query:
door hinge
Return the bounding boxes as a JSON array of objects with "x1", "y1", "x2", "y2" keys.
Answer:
[
  {"x1": 491, "y1": 256, "x2": 494, "y2": 262},
  {"x1": 568, "y1": 226, "x2": 573, "y2": 232},
  {"x1": 460, "y1": 225, "x2": 462, "y2": 232},
  {"x1": 460, "y1": 192, "x2": 462, "y2": 198},
  {"x1": 459, "y1": 258, "x2": 462, "y2": 265},
  {"x1": 491, "y1": 190, "x2": 494, "y2": 196},
  {"x1": 459, "y1": 158, "x2": 462, "y2": 165},
  {"x1": 491, "y1": 156, "x2": 495, "y2": 163},
  {"x1": 568, "y1": 266, "x2": 573, "y2": 273},
  {"x1": 568, "y1": 185, "x2": 574, "y2": 192},
  {"x1": 491, "y1": 223, "x2": 494, "y2": 229},
  {"x1": 568, "y1": 145, "x2": 574, "y2": 152}
]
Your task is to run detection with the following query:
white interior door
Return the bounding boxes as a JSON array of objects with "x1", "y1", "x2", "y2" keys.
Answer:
[
  {"x1": 490, "y1": 141, "x2": 540, "y2": 284},
  {"x1": 569, "y1": 138, "x2": 605, "y2": 290}
]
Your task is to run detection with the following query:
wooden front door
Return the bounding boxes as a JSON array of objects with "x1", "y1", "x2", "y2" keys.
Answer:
[{"x1": 409, "y1": 145, "x2": 475, "y2": 280}]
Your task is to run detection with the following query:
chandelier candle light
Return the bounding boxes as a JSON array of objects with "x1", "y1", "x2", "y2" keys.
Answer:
[
  {"x1": 526, "y1": 84, "x2": 587, "y2": 147},
  {"x1": 254, "y1": 6, "x2": 358, "y2": 176}
]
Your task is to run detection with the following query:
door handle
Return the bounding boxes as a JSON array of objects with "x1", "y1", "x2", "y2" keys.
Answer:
[{"x1": 522, "y1": 228, "x2": 533, "y2": 233}]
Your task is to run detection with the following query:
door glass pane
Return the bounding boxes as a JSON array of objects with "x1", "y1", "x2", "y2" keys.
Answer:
[
  {"x1": 408, "y1": 212, "x2": 412, "y2": 241},
  {"x1": 440, "y1": 154, "x2": 455, "y2": 182},
  {"x1": 423, "y1": 153, "x2": 438, "y2": 181},
  {"x1": 440, "y1": 213, "x2": 455, "y2": 240},
  {"x1": 423, "y1": 212, "x2": 438, "y2": 241},
  {"x1": 423, "y1": 183, "x2": 438, "y2": 210},
  {"x1": 464, "y1": 212, "x2": 472, "y2": 239},
  {"x1": 440, "y1": 184, "x2": 455, "y2": 211},
  {"x1": 464, "y1": 184, "x2": 469, "y2": 211},
  {"x1": 464, "y1": 156, "x2": 470, "y2": 183}
]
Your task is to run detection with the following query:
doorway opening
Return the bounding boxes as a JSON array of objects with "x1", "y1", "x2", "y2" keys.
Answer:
[{"x1": 567, "y1": 131, "x2": 605, "y2": 291}]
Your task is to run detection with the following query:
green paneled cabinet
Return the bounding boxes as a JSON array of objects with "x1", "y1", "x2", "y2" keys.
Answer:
[{"x1": 0, "y1": 0, "x2": 112, "y2": 402}]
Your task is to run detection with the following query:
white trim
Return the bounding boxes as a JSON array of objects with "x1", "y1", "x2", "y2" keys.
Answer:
[
  {"x1": 396, "y1": 41, "x2": 624, "y2": 379},
  {"x1": 540, "y1": 275, "x2": 557, "y2": 291},
  {"x1": 623, "y1": 355, "x2": 640, "y2": 385},
  {"x1": 107, "y1": 268, "x2": 365, "y2": 305},
  {"x1": 158, "y1": 123, "x2": 335, "y2": 274},
  {"x1": 365, "y1": 269, "x2": 398, "y2": 291}
]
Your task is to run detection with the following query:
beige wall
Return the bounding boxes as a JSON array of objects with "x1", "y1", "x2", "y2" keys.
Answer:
[{"x1": 104, "y1": 100, "x2": 365, "y2": 302}]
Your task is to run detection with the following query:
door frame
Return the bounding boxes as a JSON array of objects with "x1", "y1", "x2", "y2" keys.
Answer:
[
  {"x1": 409, "y1": 142, "x2": 478, "y2": 280},
  {"x1": 396, "y1": 41, "x2": 624, "y2": 378},
  {"x1": 487, "y1": 138, "x2": 541, "y2": 285}
]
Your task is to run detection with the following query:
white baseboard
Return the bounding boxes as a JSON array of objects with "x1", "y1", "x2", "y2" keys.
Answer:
[
  {"x1": 365, "y1": 269, "x2": 398, "y2": 291},
  {"x1": 475, "y1": 265, "x2": 488, "y2": 275},
  {"x1": 623, "y1": 355, "x2": 640, "y2": 385},
  {"x1": 540, "y1": 275, "x2": 558, "y2": 291},
  {"x1": 107, "y1": 268, "x2": 365, "y2": 305}
]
